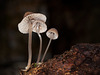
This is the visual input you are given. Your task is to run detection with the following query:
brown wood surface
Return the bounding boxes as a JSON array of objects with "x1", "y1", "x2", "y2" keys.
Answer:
[{"x1": 20, "y1": 43, "x2": 100, "y2": 75}]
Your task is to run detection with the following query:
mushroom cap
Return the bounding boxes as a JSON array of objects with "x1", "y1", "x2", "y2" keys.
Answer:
[
  {"x1": 32, "y1": 20, "x2": 47, "y2": 33},
  {"x1": 25, "y1": 12, "x2": 47, "y2": 22},
  {"x1": 18, "y1": 12, "x2": 47, "y2": 34},
  {"x1": 46, "y1": 28, "x2": 58, "y2": 40}
]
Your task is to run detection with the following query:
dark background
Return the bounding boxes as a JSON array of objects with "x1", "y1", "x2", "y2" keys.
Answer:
[{"x1": 0, "y1": 0, "x2": 100, "y2": 75}]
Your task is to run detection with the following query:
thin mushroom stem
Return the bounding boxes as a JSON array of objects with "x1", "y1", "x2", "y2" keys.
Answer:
[
  {"x1": 36, "y1": 33, "x2": 42, "y2": 63},
  {"x1": 41, "y1": 39, "x2": 52, "y2": 62},
  {"x1": 22, "y1": 24, "x2": 32, "y2": 71},
  {"x1": 36, "y1": 24, "x2": 43, "y2": 64},
  {"x1": 27, "y1": 25, "x2": 32, "y2": 70}
]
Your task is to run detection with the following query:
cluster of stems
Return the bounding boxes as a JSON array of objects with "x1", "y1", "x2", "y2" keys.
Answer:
[{"x1": 19, "y1": 13, "x2": 58, "y2": 71}]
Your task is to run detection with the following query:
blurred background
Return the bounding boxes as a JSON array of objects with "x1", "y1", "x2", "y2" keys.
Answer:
[{"x1": 0, "y1": 0, "x2": 100, "y2": 75}]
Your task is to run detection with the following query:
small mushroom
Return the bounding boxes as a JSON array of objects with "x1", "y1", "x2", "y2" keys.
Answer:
[
  {"x1": 32, "y1": 20, "x2": 47, "y2": 64},
  {"x1": 18, "y1": 12, "x2": 47, "y2": 71},
  {"x1": 41, "y1": 28, "x2": 58, "y2": 62}
]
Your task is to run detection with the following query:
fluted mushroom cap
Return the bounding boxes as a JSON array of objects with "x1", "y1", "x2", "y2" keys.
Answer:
[
  {"x1": 32, "y1": 20, "x2": 47, "y2": 33},
  {"x1": 46, "y1": 28, "x2": 58, "y2": 40},
  {"x1": 18, "y1": 12, "x2": 47, "y2": 34},
  {"x1": 25, "y1": 13, "x2": 47, "y2": 22}
]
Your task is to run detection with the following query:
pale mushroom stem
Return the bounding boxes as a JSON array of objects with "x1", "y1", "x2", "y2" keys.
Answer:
[
  {"x1": 41, "y1": 39, "x2": 52, "y2": 62},
  {"x1": 22, "y1": 25, "x2": 32, "y2": 71},
  {"x1": 36, "y1": 33, "x2": 42, "y2": 63},
  {"x1": 27, "y1": 25, "x2": 32, "y2": 69}
]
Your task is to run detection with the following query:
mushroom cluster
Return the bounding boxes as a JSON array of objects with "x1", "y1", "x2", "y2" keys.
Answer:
[{"x1": 18, "y1": 12, "x2": 59, "y2": 71}]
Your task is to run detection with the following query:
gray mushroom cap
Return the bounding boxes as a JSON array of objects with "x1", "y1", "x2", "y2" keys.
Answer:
[
  {"x1": 18, "y1": 12, "x2": 47, "y2": 34},
  {"x1": 46, "y1": 28, "x2": 58, "y2": 40}
]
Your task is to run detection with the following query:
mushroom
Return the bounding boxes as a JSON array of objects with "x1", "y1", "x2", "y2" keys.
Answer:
[
  {"x1": 41, "y1": 28, "x2": 58, "y2": 62},
  {"x1": 32, "y1": 20, "x2": 47, "y2": 64},
  {"x1": 18, "y1": 12, "x2": 47, "y2": 71}
]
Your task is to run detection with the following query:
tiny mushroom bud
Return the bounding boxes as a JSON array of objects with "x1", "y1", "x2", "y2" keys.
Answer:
[
  {"x1": 24, "y1": 12, "x2": 33, "y2": 18},
  {"x1": 46, "y1": 28, "x2": 58, "y2": 40},
  {"x1": 18, "y1": 12, "x2": 47, "y2": 71},
  {"x1": 41, "y1": 28, "x2": 58, "y2": 62}
]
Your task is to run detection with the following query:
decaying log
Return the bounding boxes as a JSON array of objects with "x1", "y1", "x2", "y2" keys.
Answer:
[{"x1": 20, "y1": 43, "x2": 100, "y2": 75}]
